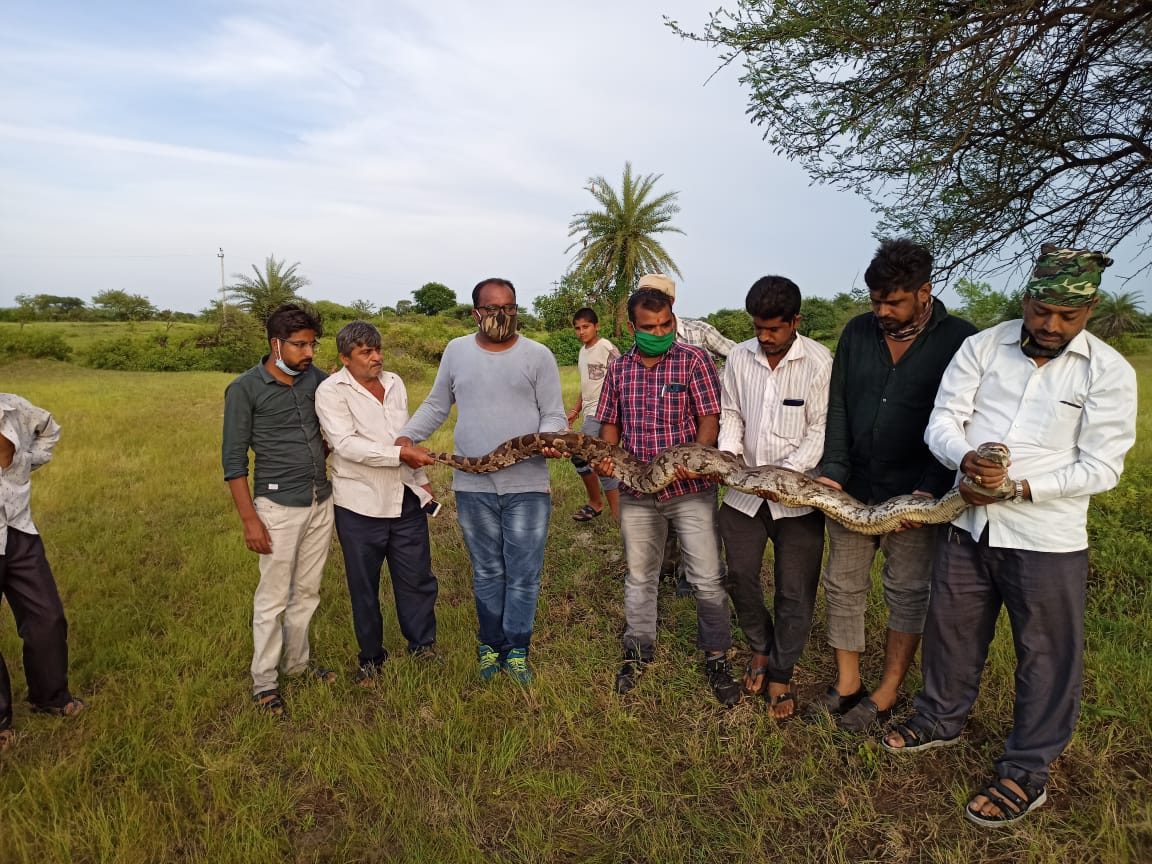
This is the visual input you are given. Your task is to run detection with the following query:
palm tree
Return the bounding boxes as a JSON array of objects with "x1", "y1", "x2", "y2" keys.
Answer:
[
  {"x1": 1089, "y1": 290, "x2": 1145, "y2": 341},
  {"x1": 566, "y1": 162, "x2": 684, "y2": 336},
  {"x1": 229, "y1": 256, "x2": 311, "y2": 325}
]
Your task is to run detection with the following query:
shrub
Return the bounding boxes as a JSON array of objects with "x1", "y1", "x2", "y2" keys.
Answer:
[
  {"x1": 543, "y1": 329, "x2": 582, "y2": 366},
  {"x1": 82, "y1": 318, "x2": 266, "y2": 373},
  {"x1": 0, "y1": 330, "x2": 73, "y2": 363}
]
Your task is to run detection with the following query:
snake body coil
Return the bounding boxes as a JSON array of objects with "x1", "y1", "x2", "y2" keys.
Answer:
[{"x1": 428, "y1": 433, "x2": 1014, "y2": 536}]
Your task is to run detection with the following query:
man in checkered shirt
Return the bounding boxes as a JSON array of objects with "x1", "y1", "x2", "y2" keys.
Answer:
[{"x1": 595, "y1": 288, "x2": 741, "y2": 706}]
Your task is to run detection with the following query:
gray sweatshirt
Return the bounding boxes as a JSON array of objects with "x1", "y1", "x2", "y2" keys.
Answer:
[{"x1": 400, "y1": 334, "x2": 567, "y2": 494}]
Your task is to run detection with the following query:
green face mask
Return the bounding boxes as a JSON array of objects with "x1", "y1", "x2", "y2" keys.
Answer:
[{"x1": 633, "y1": 329, "x2": 675, "y2": 356}]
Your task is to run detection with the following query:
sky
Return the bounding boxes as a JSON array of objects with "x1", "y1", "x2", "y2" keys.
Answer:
[{"x1": 1, "y1": 1, "x2": 1146, "y2": 318}]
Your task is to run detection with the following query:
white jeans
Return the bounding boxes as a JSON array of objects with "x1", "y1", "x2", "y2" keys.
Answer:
[{"x1": 250, "y1": 495, "x2": 335, "y2": 693}]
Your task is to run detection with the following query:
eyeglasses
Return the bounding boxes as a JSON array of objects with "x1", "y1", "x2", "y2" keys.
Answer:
[
  {"x1": 282, "y1": 339, "x2": 320, "y2": 349},
  {"x1": 475, "y1": 304, "x2": 519, "y2": 315}
]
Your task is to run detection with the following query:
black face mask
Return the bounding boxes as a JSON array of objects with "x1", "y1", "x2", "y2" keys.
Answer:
[{"x1": 1020, "y1": 323, "x2": 1067, "y2": 359}]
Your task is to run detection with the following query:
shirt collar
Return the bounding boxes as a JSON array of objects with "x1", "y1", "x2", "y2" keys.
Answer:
[
  {"x1": 738, "y1": 334, "x2": 808, "y2": 367},
  {"x1": 999, "y1": 319, "x2": 1092, "y2": 359}
]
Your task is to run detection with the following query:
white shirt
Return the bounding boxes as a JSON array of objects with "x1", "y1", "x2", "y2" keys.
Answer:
[
  {"x1": 0, "y1": 393, "x2": 61, "y2": 554},
  {"x1": 577, "y1": 338, "x2": 619, "y2": 418},
  {"x1": 718, "y1": 334, "x2": 833, "y2": 519},
  {"x1": 677, "y1": 317, "x2": 737, "y2": 361},
  {"x1": 926, "y1": 320, "x2": 1137, "y2": 552},
  {"x1": 315, "y1": 367, "x2": 432, "y2": 518}
]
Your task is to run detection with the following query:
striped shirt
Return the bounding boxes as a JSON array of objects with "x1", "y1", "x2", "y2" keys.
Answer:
[
  {"x1": 718, "y1": 335, "x2": 833, "y2": 519},
  {"x1": 596, "y1": 342, "x2": 721, "y2": 500}
]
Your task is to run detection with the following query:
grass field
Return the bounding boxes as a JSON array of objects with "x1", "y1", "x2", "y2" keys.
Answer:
[{"x1": 0, "y1": 356, "x2": 1148, "y2": 863}]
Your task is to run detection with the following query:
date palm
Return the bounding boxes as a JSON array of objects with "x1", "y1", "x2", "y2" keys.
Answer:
[
  {"x1": 567, "y1": 162, "x2": 683, "y2": 336},
  {"x1": 229, "y1": 255, "x2": 311, "y2": 325},
  {"x1": 1089, "y1": 290, "x2": 1145, "y2": 341}
]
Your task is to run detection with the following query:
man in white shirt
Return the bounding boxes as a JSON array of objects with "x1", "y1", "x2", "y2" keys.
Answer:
[
  {"x1": 315, "y1": 322, "x2": 440, "y2": 686},
  {"x1": 1, "y1": 393, "x2": 84, "y2": 750},
  {"x1": 718, "y1": 276, "x2": 832, "y2": 718},
  {"x1": 881, "y1": 245, "x2": 1138, "y2": 828}
]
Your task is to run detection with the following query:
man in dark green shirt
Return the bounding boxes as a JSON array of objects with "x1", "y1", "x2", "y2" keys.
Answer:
[
  {"x1": 814, "y1": 239, "x2": 977, "y2": 732},
  {"x1": 222, "y1": 304, "x2": 336, "y2": 717}
]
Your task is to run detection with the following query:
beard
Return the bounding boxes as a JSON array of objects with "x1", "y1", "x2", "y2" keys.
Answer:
[{"x1": 759, "y1": 333, "x2": 797, "y2": 357}]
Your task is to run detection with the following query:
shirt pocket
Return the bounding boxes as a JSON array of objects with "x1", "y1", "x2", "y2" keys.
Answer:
[
  {"x1": 657, "y1": 390, "x2": 690, "y2": 425},
  {"x1": 1037, "y1": 398, "x2": 1084, "y2": 451},
  {"x1": 771, "y1": 401, "x2": 807, "y2": 443}
]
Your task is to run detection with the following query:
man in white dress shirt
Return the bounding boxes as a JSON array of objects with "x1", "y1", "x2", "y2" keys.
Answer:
[
  {"x1": 315, "y1": 321, "x2": 440, "y2": 685},
  {"x1": 717, "y1": 276, "x2": 833, "y2": 718},
  {"x1": 881, "y1": 245, "x2": 1138, "y2": 828},
  {"x1": 1, "y1": 393, "x2": 84, "y2": 751}
]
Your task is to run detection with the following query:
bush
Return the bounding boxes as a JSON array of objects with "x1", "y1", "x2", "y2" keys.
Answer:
[
  {"x1": 543, "y1": 329, "x2": 582, "y2": 366},
  {"x1": 0, "y1": 330, "x2": 73, "y2": 362},
  {"x1": 82, "y1": 318, "x2": 266, "y2": 373}
]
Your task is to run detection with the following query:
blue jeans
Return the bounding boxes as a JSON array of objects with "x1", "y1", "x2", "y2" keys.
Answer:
[{"x1": 455, "y1": 491, "x2": 551, "y2": 654}]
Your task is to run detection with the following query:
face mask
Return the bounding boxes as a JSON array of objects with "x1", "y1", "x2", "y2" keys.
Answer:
[
  {"x1": 274, "y1": 340, "x2": 302, "y2": 376},
  {"x1": 478, "y1": 310, "x2": 517, "y2": 342},
  {"x1": 634, "y1": 329, "x2": 675, "y2": 356}
]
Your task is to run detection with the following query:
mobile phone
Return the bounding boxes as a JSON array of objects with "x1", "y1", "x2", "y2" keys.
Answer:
[{"x1": 423, "y1": 500, "x2": 442, "y2": 518}]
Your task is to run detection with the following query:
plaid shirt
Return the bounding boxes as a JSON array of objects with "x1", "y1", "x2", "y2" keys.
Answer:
[{"x1": 596, "y1": 342, "x2": 722, "y2": 500}]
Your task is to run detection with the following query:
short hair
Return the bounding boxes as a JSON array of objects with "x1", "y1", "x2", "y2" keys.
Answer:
[
  {"x1": 266, "y1": 303, "x2": 323, "y2": 341},
  {"x1": 864, "y1": 238, "x2": 933, "y2": 297},
  {"x1": 472, "y1": 278, "x2": 517, "y2": 307},
  {"x1": 573, "y1": 307, "x2": 598, "y2": 326},
  {"x1": 627, "y1": 288, "x2": 673, "y2": 324},
  {"x1": 745, "y1": 276, "x2": 802, "y2": 320},
  {"x1": 336, "y1": 321, "x2": 381, "y2": 356}
]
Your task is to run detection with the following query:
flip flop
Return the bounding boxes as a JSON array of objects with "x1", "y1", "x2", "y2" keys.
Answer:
[{"x1": 572, "y1": 504, "x2": 603, "y2": 522}]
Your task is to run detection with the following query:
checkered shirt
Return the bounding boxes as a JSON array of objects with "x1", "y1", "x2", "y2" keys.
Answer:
[{"x1": 595, "y1": 342, "x2": 721, "y2": 500}]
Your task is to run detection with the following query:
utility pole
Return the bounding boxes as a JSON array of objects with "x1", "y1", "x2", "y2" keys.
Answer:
[{"x1": 218, "y1": 247, "x2": 226, "y2": 325}]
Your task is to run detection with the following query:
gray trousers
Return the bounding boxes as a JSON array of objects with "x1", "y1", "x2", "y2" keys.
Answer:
[
  {"x1": 619, "y1": 489, "x2": 731, "y2": 658},
  {"x1": 913, "y1": 526, "x2": 1088, "y2": 789},
  {"x1": 719, "y1": 504, "x2": 825, "y2": 684}
]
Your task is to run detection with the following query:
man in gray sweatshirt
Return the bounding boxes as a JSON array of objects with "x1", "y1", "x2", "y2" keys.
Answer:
[{"x1": 397, "y1": 277, "x2": 567, "y2": 685}]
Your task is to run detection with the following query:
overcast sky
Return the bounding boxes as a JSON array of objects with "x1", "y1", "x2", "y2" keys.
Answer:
[{"x1": 1, "y1": 1, "x2": 1145, "y2": 318}]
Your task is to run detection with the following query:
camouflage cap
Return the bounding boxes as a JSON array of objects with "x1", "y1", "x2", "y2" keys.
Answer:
[{"x1": 1024, "y1": 243, "x2": 1112, "y2": 307}]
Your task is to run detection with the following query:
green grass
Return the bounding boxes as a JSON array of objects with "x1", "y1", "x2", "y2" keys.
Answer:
[{"x1": 0, "y1": 355, "x2": 1149, "y2": 863}]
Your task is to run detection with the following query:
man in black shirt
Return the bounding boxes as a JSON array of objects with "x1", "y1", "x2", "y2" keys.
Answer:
[
  {"x1": 814, "y1": 240, "x2": 976, "y2": 732},
  {"x1": 223, "y1": 304, "x2": 336, "y2": 717}
]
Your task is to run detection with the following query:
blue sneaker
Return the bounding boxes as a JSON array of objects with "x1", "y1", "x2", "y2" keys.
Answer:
[
  {"x1": 501, "y1": 648, "x2": 532, "y2": 686},
  {"x1": 478, "y1": 644, "x2": 500, "y2": 683}
]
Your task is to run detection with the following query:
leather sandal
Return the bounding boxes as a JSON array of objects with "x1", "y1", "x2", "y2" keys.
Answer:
[{"x1": 965, "y1": 778, "x2": 1047, "y2": 827}]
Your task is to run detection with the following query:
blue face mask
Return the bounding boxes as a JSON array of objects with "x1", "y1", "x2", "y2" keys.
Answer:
[{"x1": 274, "y1": 340, "x2": 302, "y2": 377}]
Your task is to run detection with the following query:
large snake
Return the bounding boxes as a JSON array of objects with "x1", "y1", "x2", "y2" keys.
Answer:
[{"x1": 427, "y1": 432, "x2": 1014, "y2": 535}]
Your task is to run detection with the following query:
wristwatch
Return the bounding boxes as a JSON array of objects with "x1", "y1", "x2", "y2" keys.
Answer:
[{"x1": 1012, "y1": 480, "x2": 1025, "y2": 503}]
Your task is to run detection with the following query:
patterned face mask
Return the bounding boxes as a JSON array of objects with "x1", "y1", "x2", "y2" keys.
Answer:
[{"x1": 478, "y1": 309, "x2": 517, "y2": 342}]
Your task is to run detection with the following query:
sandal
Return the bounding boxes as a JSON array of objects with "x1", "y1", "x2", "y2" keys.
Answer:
[
  {"x1": 835, "y1": 696, "x2": 891, "y2": 733},
  {"x1": 253, "y1": 689, "x2": 288, "y2": 718},
  {"x1": 965, "y1": 778, "x2": 1047, "y2": 828},
  {"x1": 31, "y1": 697, "x2": 86, "y2": 718},
  {"x1": 304, "y1": 661, "x2": 337, "y2": 684},
  {"x1": 881, "y1": 715, "x2": 960, "y2": 753},
  {"x1": 572, "y1": 504, "x2": 603, "y2": 522},
  {"x1": 743, "y1": 662, "x2": 770, "y2": 696},
  {"x1": 770, "y1": 690, "x2": 797, "y2": 720}
]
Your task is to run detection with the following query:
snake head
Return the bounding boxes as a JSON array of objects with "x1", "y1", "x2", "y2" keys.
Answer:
[{"x1": 974, "y1": 442, "x2": 1011, "y2": 468}]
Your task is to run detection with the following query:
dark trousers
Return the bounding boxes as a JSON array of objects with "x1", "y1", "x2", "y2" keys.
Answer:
[
  {"x1": 719, "y1": 504, "x2": 825, "y2": 684},
  {"x1": 334, "y1": 490, "x2": 437, "y2": 665},
  {"x1": 914, "y1": 526, "x2": 1087, "y2": 789},
  {"x1": 0, "y1": 529, "x2": 72, "y2": 728}
]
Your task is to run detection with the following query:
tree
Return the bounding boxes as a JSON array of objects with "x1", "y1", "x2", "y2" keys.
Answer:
[
  {"x1": 229, "y1": 255, "x2": 310, "y2": 325},
  {"x1": 674, "y1": 3, "x2": 1152, "y2": 277},
  {"x1": 1089, "y1": 290, "x2": 1145, "y2": 340},
  {"x1": 798, "y1": 297, "x2": 838, "y2": 340},
  {"x1": 395, "y1": 300, "x2": 413, "y2": 316},
  {"x1": 411, "y1": 282, "x2": 457, "y2": 316},
  {"x1": 567, "y1": 162, "x2": 684, "y2": 336},
  {"x1": 349, "y1": 299, "x2": 377, "y2": 318},
  {"x1": 92, "y1": 290, "x2": 157, "y2": 321},
  {"x1": 953, "y1": 279, "x2": 1020, "y2": 330},
  {"x1": 532, "y1": 270, "x2": 600, "y2": 332}
]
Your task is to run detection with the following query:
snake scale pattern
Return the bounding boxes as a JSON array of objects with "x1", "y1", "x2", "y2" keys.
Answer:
[{"x1": 428, "y1": 432, "x2": 1014, "y2": 535}]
